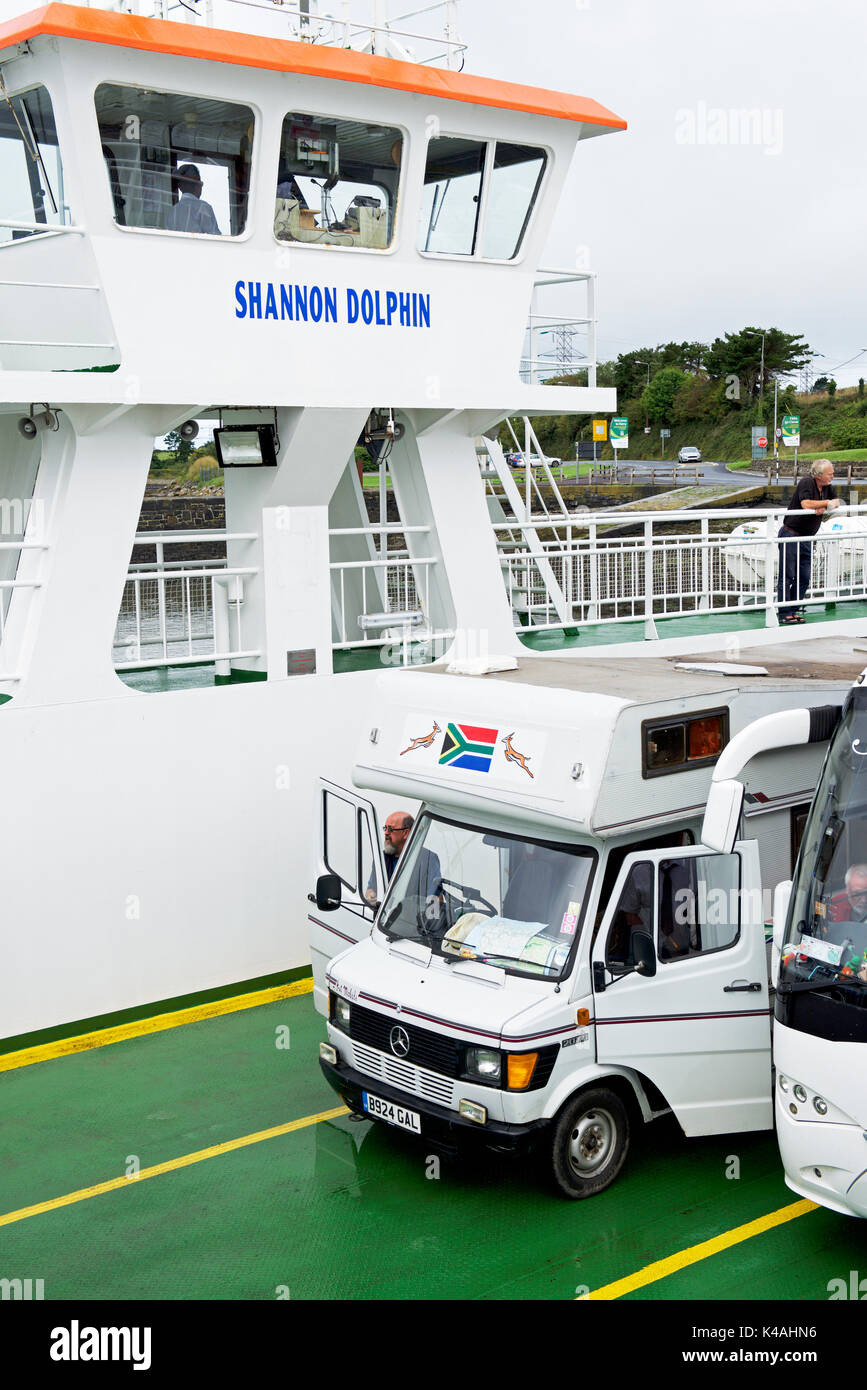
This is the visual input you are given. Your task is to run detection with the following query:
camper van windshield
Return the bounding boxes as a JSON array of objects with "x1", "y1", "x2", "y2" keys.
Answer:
[{"x1": 377, "y1": 813, "x2": 595, "y2": 981}]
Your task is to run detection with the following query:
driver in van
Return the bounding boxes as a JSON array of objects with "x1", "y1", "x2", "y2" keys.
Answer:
[{"x1": 365, "y1": 812, "x2": 441, "y2": 909}]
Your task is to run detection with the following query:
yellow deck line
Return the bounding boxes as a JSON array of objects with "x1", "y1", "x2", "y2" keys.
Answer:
[
  {"x1": 578, "y1": 1197, "x2": 819, "y2": 1300},
  {"x1": 0, "y1": 978, "x2": 314, "y2": 1073},
  {"x1": 0, "y1": 1103, "x2": 350, "y2": 1229}
]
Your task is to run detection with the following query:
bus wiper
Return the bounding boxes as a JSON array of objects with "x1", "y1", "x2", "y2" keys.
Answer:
[{"x1": 778, "y1": 975, "x2": 861, "y2": 995}]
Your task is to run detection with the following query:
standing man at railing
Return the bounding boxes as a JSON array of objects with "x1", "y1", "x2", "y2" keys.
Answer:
[{"x1": 777, "y1": 458, "x2": 839, "y2": 624}]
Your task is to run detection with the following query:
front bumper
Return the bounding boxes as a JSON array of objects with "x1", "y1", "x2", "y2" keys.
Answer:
[
  {"x1": 319, "y1": 1052, "x2": 551, "y2": 1156},
  {"x1": 776, "y1": 1096, "x2": 867, "y2": 1218}
]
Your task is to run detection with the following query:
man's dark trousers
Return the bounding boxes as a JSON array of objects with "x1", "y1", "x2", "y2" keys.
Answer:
[{"x1": 777, "y1": 526, "x2": 813, "y2": 618}]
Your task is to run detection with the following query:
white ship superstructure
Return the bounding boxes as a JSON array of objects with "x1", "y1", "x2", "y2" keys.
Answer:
[{"x1": 0, "y1": 1, "x2": 624, "y2": 1039}]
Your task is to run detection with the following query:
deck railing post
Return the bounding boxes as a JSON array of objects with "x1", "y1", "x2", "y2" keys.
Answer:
[
  {"x1": 213, "y1": 576, "x2": 231, "y2": 676},
  {"x1": 588, "y1": 520, "x2": 599, "y2": 620},
  {"x1": 699, "y1": 516, "x2": 710, "y2": 611},
  {"x1": 155, "y1": 540, "x2": 167, "y2": 653},
  {"x1": 764, "y1": 515, "x2": 779, "y2": 627},
  {"x1": 643, "y1": 519, "x2": 658, "y2": 639}
]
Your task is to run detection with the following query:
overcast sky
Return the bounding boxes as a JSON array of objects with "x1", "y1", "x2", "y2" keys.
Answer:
[
  {"x1": 2, "y1": 0, "x2": 863, "y2": 384},
  {"x1": 457, "y1": 0, "x2": 866, "y2": 385}
]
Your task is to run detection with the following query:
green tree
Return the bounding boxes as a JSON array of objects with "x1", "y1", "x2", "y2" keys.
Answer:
[
  {"x1": 827, "y1": 378, "x2": 837, "y2": 398},
  {"x1": 164, "y1": 429, "x2": 194, "y2": 466},
  {"x1": 813, "y1": 376, "x2": 830, "y2": 393},
  {"x1": 705, "y1": 326, "x2": 813, "y2": 398},
  {"x1": 640, "y1": 367, "x2": 688, "y2": 425}
]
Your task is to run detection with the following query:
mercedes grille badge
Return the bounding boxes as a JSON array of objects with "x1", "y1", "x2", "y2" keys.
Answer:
[{"x1": 389, "y1": 1025, "x2": 410, "y2": 1058}]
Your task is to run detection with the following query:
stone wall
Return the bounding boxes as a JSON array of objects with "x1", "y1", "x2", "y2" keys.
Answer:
[{"x1": 133, "y1": 492, "x2": 227, "y2": 565}]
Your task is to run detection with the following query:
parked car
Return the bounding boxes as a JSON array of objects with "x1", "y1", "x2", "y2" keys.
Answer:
[{"x1": 678, "y1": 445, "x2": 702, "y2": 464}]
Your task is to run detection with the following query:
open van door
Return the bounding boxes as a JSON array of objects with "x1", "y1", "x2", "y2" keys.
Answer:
[
  {"x1": 309, "y1": 779, "x2": 385, "y2": 1016},
  {"x1": 590, "y1": 841, "x2": 771, "y2": 1136}
]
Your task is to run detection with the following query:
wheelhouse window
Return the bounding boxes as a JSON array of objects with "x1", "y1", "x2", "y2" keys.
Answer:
[
  {"x1": 94, "y1": 84, "x2": 254, "y2": 235},
  {"x1": 0, "y1": 85, "x2": 69, "y2": 244},
  {"x1": 376, "y1": 813, "x2": 595, "y2": 982},
  {"x1": 274, "y1": 112, "x2": 402, "y2": 249},
  {"x1": 419, "y1": 136, "x2": 546, "y2": 260}
]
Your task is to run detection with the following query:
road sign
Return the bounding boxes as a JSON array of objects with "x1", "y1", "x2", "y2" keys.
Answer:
[
  {"x1": 775, "y1": 427, "x2": 783, "y2": 439},
  {"x1": 751, "y1": 426, "x2": 767, "y2": 460},
  {"x1": 782, "y1": 414, "x2": 801, "y2": 448},
  {"x1": 611, "y1": 416, "x2": 629, "y2": 450},
  {"x1": 660, "y1": 429, "x2": 671, "y2": 438},
  {"x1": 592, "y1": 419, "x2": 608, "y2": 442}
]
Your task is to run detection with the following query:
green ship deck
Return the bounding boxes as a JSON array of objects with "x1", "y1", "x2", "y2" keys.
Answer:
[{"x1": 1, "y1": 985, "x2": 861, "y2": 1303}]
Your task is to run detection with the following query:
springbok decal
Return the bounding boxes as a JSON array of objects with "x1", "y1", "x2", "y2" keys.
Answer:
[
  {"x1": 400, "y1": 721, "x2": 441, "y2": 756},
  {"x1": 502, "y1": 732, "x2": 534, "y2": 778}
]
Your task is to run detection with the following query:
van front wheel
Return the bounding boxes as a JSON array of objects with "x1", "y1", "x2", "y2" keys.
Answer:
[{"x1": 550, "y1": 1088, "x2": 629, "y2": 1199}]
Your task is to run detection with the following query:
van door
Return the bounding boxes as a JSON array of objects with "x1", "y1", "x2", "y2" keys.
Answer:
[
  {"x1": 309, "y1": 779, "x2": 385, "y2": 1016},
  {"x1": 590, "y1": 842, "x2": 771, "y2": 1136}
]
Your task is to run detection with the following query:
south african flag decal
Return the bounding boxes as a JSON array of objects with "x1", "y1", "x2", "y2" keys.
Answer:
[{"x1": 438, "y1": 723, "x2": 498, "y2": 773}]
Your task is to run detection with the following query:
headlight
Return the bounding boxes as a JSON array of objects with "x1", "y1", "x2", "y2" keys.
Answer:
[
  {"x1": 778, "y1": 1074, "x2": 789, "y2": 1093},
  {"x1": 331, "y1": 995, "x2": 351, "y2": 1031},
  {"x1": 465, "y1": 1047, "x2": 502, "y2": 1084},
  {"x1": 794, "y1": 1084, "x2": 807, "y2": 1103},
  {"x1": 813, "y1": 1096, "x2": 828, "y2": 1116}
]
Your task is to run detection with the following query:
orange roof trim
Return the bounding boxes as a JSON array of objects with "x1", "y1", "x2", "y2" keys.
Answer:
[{"x1": 0, "y1": 3, "x2": 626, "y2": 130}]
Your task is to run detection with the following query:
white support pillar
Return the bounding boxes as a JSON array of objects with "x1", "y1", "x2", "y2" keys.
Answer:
[
  {"x1": 262, "y1": 504, "x2": 332, "y2": 678},
  {"x1": 223, "y1": 406, "x2": 368, "y2": 677},
  {"x1": 8, "y1": 407, "x2": 163, "y2": 706},
  {"x1": 404, "y1": 411, "x2": 521, "y2": 661}
]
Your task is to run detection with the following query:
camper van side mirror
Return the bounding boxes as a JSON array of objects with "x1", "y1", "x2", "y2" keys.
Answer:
[
  {"x1": 315, "y1": 874, "x2": 342, "y2": 912},
  {"x1": 593, "y1": 934, "x2": 657, "y2": 994},
  {"x1": 631, "y1": 931, "x2": 657, "y2": 978}
]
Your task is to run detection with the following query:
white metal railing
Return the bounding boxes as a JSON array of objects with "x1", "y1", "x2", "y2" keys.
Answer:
[
  {"x1": 114, "y1": 532, "x2": 258, "y2": 670},
  {"x1": 523, "y1": 268, "x2": 597, "y2": 388},
  {"x1": 496, "y1": 504, "x2": 867, "y2": 637},
  {"x1": 152, "y1": 0, "x2": 467, "y2": 66},
  {"x1": 330, "y1": 547, "x2": 453, "y2": 661},
  {"x1": 331, "y1": 550, "x2": 431, "y2": 645},
  {"x1": 0, "y1": 220, "x2": 85, "y2": 237},
  {"x1": 0, "y1": 531, "x2": 50, "y2": 679}
]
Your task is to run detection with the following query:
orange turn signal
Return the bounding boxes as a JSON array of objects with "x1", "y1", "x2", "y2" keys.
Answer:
[
  {"x1": 506, "y1": 1052, "x2": 538, "y2": 1090},
  {"x1": 576, "y1": 1008, "x2": 590, "y2": 1026}
]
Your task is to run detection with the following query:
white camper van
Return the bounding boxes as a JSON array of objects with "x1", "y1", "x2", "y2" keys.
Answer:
[{"x1": 309, "y1": 655, "x2": 849, "y2": 1197}]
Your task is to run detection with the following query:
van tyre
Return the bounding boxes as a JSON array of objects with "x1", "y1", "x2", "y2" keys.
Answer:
[{"x1": 550, "y1": 1088, "x2": 629, "y2": 1198}]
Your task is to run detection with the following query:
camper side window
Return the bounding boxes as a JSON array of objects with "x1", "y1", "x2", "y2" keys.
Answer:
[
  {"x1": 606, "y1": 862, "x2": 653, "y2": 970},
  {"x1": 657, "y1": 854, "x2": 740, "y2": 962},
  {"x1": 323, "y1": 789, "x2": 358, "y2": 895}
]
